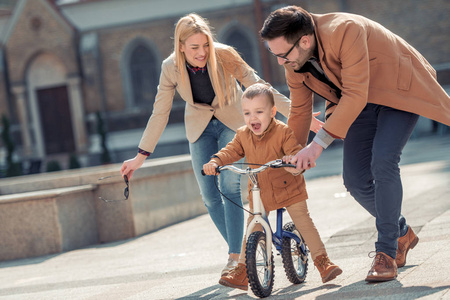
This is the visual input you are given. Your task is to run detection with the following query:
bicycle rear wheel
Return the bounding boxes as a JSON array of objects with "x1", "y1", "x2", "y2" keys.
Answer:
[
  {"x1": 281, "y1": 222, "x2": 308, "y2": 284},
  {"x1": 246, "y1": 231, "x2": 274, "y2": 298}
]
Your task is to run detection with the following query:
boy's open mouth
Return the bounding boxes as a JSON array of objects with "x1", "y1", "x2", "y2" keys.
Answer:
[{"x1": 251, "y1": 123, "x2": 261, "y2": 131}]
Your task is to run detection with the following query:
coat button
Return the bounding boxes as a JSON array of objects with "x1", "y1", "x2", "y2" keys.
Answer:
[{"x1": 284, "y1": 181, "x2": 287, "y2": 184}]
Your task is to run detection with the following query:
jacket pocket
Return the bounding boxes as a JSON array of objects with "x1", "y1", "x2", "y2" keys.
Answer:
[
  {"x1": 397, "y1": 54, "x2": 412, "y2": 91},
  {"x1": 271, "y1": 174, "x2": 301, "y2": 205}
]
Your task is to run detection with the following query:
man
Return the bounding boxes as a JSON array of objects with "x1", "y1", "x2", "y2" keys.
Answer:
[{"x1": 260, "y1": 5, "x2": 450, "y2": 282}]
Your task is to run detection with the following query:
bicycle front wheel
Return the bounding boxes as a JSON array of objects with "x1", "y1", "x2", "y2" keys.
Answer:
[
  {"x1": 281, "y1": 222, "x2": 308, "y2": 284},
  {"x1": 246, "y1": 231, "x2": 274, "y2": 298}
]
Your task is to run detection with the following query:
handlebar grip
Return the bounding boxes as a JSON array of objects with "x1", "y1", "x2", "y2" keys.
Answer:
[
  {"x1": 201, "y1": 168, "x2": 220, "y2": 176},
  {"x1": 272, "y1": 163, "x2": 297, "y2": 168},
  {"x1": 284, "y1": 163, "x2": 297, "y2": 168}
]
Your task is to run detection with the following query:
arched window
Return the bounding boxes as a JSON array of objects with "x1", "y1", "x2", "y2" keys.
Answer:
[
  {"x1": 129, "y1": 44, "x2": 158, "y2": 108},
  {"x1": 222, "y1": 27, "x2": 260, "y2": 73}
]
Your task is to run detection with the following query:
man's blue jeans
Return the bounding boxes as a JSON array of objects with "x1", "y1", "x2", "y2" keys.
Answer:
[
  {"x1": 190, "y1": 119, "x2": 244, "y2": 254},
  {"x1": 343, "y1": 104, "x2": 419, "y2": 258}
]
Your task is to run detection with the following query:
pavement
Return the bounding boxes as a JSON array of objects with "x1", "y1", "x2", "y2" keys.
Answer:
[{"x1": 0, "y1": 134, "x2": 450, "y2": 300}]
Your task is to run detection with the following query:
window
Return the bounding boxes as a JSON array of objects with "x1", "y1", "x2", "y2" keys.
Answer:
[
  {"x1": 223, "y1": 28, "x2": 260, "y2": 73},
  {"x1": 129, "y1": 44, "x2": 158, "y2": 108}
]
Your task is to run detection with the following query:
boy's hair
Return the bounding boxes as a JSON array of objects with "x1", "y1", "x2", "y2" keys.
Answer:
[{"x1": 242, "y1": 83, "x2": 274, "y2": 106}]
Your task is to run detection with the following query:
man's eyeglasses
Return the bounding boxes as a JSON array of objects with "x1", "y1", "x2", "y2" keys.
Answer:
[
  {"x1": 98, "y1": 175, "x2": 129, "y2": 203},
  {"x1": 268, "y1": 35, "x2": 305, "y2": 61}
]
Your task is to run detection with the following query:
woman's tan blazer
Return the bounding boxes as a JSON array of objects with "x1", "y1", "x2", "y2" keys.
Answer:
[{"x1": 139, "y1": 43, "x2": 291, "y2": 153}]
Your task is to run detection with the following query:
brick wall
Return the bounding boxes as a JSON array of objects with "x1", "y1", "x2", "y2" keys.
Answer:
[{"x1": 5, "y1": 0, "x2": 78, "y2": 84}]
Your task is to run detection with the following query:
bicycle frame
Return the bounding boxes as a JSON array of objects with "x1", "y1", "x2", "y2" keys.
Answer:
[
  {"x1": 274, "y1": 209, "x2": 303, "y2": 251},
  {"x1": 247, "y1": 181, "x2": 303, "y2": 264},
  {"x1": 218, "y1": 160, "x2": 303, "y2": 263}
]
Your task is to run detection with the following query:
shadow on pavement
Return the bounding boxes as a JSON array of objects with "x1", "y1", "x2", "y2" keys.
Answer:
[
  {"x1": 269, "y1": 283, "x2": 341, "y2": 299},
  {"x1": 177, "y1": 281, "x2": 450, "y2": 300},
  {"x1": 176, "y1": 283, "x2": 341, "y2": 300},
  {"x1": 0, "y1": 253, "x2": 60, "y2": 269},
  {"x1": 174, "y1": 285, "x2": 247, "y2": 300},
  {"x1": 315, "y1": 280, "x2": 450, "y2": 300}
]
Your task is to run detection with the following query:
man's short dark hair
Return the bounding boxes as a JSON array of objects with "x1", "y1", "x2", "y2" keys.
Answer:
[{"x1": 260, "y1": 5, "x2": 314, "y2": 44}]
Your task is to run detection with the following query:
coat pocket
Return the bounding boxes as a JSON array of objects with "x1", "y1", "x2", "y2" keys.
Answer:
[
  {"x1": 397, "y1": 54, "x2": 412, "y2": 91},
  {"x1": 271, "y1": 174, "x2": 301, "y2": 205}
]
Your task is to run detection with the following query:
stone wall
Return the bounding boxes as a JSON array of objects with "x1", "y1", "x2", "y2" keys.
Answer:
[{"x1": 0, "y1": 155, "x2": 206, "y2": 261}]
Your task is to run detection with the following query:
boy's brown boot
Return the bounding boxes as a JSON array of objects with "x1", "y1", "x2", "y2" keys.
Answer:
[
  {"x1": 218, "y1": 263, "x2": 248, "y2": 291},
  {"x1": 313, "y1": 254, "x2": 343, "y2": 283}
]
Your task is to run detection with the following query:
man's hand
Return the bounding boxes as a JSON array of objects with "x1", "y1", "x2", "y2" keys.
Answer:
[
  {"x1": 282, "y1": 155, "x2": 303, "y2": 175},
  {"x1": 310, "y1": 111, "x2": 324, "y2": 133},
  {"x1": 287, "y1": 141, "x2": 324, "y2": 171},
  {"x1": 203, "y1": 161, "x2": 219, "y2": 175}
]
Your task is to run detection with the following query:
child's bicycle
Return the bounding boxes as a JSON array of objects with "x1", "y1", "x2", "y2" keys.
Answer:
[{"x1": 203, "y1": 159, "x2": 309, "y2": 298}]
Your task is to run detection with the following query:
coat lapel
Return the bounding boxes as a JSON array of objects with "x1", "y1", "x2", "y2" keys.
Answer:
[{"x1": 176, "y1": 62, "x2": 195, "y2": 105}]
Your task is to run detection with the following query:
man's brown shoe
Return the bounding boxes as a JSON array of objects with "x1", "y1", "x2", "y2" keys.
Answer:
[
  {"x1": 219, "y1": 263, "x2": 248, "y2": 291},
  {"x1": 365, "y1": 252, "x2": 398, "y2": 282},
  {"x1": 313, "y1": 254, "x2": 343, "y2": 283},
  {"x1": 396, "y1": 226, "x2": 419, "y2": 267}
]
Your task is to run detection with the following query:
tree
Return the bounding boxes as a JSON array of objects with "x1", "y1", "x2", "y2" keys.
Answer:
[
  {"x1": 69, "y1": 153, "x2": 81, "y2": 169},
  {"x1": 96, "y1": 111, "x2": 111, "y2": 164},
  {"x1": 1, "y1": 115, "x2": 22, "y2": 177}
]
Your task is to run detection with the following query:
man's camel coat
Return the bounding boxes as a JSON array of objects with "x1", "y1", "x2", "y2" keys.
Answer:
[{"x1": 286, "y1": 13, "x2": 450, "y2": 146}]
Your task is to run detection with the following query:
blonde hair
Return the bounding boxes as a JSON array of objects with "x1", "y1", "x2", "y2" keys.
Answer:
[
  {"x1": 242, "y1": 83, "x2": 274, "y2": 106},
  {"x1": 174, "y1": 13, "x2": 252, "y2": 107}
]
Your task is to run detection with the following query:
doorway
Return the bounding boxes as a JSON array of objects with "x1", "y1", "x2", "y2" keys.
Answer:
[{"x1": 36, "y1": 86, "x2": 75, "y2": 154}]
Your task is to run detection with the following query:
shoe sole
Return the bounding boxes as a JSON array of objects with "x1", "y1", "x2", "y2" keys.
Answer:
[
  {"x1": 322, "y1": 267, "x2": 343, "y2": 283},
  {"x1": 397, "y1": 235, "x2": 419, "y2": 268},
  {"x1": 218, "y1": 278, "x2": 248, "y2": 291},
  {"x1": 365, "y1": 274, "x2": 397, "y2": 282}
]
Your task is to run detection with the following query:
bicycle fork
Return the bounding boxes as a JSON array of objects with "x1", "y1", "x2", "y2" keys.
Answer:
[{"x1": 246, "y1": 174, "x2": 273, "y2": 266}]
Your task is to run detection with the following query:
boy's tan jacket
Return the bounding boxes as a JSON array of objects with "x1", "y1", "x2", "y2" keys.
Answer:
[
  {"x1": 285, "y1": 13, "x2": 450, "y2": 146},
  {"x1": 210, "y1": 119, "x2": 307, "y2": 212},
  {"x1": 138, "y1": 43, "x2": 291, "y2": 153}
]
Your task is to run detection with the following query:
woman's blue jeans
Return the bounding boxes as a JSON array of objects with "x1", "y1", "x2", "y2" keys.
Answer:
[
  {"x1": 190, "y1": 119, "x2": 244, "y2": 254},
  {"x1": 343, "y1": 104, "x2": 419, "y2": 259}
]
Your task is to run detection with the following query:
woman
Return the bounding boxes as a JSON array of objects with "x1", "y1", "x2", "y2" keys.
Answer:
[{"x1": 120, "y1": 13, "x2": 298, "y2": 279}]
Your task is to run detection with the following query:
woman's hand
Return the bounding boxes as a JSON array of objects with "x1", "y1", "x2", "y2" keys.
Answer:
[
  {"x1": 203, "y1": 161, "x2": 219, "y2": 175},
  {"x1": 120, "y1": 153, "x2": 147, "y2": 179},
  {"x1": 310, "y1": 111, "x2": 324, "y2": 133}
]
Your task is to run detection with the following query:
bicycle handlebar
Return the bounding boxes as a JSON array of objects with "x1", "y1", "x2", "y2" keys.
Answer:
[{"x1": 201, "y1": 159, "x2": 298, "y2": 176}]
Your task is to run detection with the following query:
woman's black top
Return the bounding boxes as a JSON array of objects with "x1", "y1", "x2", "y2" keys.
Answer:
[{"x1": 186, "y1": 63, "x2": 215, "y2": 106}]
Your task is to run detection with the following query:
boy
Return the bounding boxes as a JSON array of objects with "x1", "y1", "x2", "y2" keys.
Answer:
[{"x1": 203, "y1": 83, "x2": 342, "y2": 290}]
